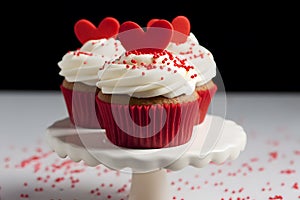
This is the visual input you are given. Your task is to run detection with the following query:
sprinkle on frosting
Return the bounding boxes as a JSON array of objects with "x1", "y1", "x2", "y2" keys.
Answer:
[
  {"x1": 58, "y1": 38, "x2": 125, "y2": 86},
  {"x1": 113, "y1": 50, "x2": 196, "y2": 75},
  {"x1": 167, "y1": 33, "x2": 217, "y2": 86},
  {"x1": 97, "y1": 49, "x2": 200, "y2": 98}
]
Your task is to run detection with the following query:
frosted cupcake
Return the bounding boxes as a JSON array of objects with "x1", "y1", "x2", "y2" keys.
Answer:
[
  {"x1": 166, "y1": 16, "x2": 218, "y2": 123},
  {"x1": 58, "y1": 17, "x2": 125, "y2": 128},
  {"x1": 96, "y1": 20, "x2": 201, "y2": 148}
]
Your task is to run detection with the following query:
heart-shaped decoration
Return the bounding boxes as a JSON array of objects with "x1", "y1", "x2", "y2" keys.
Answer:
[
  {"x1": 171, "y1": 16, "x2": 190, "y2": 44},
  {"x1": 118, "y1": 20, "x2": 173, "y2": 53},
  {"x1": 74, "y1": 17, "x2": 120, "y2": 44},
  {"x1": 147, "y1": 16, "x2": 190, "y2": 45}
]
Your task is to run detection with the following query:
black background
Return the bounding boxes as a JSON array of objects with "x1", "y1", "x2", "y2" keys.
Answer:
[{"x1": 2, "y1": 1, "x2": 298, "y2": 92}]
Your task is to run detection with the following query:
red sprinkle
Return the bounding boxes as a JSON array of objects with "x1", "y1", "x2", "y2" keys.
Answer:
[
  {"x1": 292, "y1": 182, "x2": 299, "y2": 190},
  {"x1": 20, "y1": 194, "x2": 29, "y2": 198},
  {"x1": 294, "y1": 150, "x2": 300, "y2": 155},
  {"x1": 55, "y1": 177, "x2": 65, "y2": 183},
  {"x1": 258, "y1": 167, "x2": 265, "y2": 172},
  {"x1": 269, "y1": 151, "x2": 278, "y2": 159},
  {"x1": 20, "y1": 156, "x2": 40, "y2": 168},
  {"x1": 70, "y1": 169, "x2": 85, "y2": 174},
  {"x1": 74, "y1": 51, "x2": 93, "y2": 56},
  {"x1": 238, "y1": 187, "x2": 244, "y2": 193},
  {"x1": 269, "y1": 195, "x2": 283, "y2": 200},
  {"x1": 34, "y1": 163, "x2": 41, "y2": 173},
  {"x1": 4, "y1": 157, "x2": 10, "y2": 162},
  {"x1": 280, "y1": 169, "x2": 296, "y2": 174},
  {"x1": 250, "y1": 157, "x2": 259, "y2": 162}
]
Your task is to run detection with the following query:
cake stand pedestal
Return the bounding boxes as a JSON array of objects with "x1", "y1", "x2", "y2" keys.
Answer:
[{"x1": 46, "y1": 115, "x2": 246, "y2": 200}]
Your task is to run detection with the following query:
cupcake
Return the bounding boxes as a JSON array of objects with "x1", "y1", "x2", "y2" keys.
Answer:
[
  {"x1": 58, "y1": 17, "x2": 125, "y2": 128},
  {"x1": 95, "y1": 20, "x2": 201, "y2": 149},
  {"x1": 165, "y1": 16, "x2": 218, "y2": 123}
]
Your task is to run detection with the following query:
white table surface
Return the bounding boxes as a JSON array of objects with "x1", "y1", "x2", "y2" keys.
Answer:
[{"x1": 0, "y1": 91, "x2": 299, "y2": 200}]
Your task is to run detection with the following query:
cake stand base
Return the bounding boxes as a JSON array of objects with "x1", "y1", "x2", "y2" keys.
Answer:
[{"x1": 129, "y1": 169, "x2": 170, "y2": 200}]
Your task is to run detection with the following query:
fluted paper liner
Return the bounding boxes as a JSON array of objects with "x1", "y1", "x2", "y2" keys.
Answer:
[
  {"x1": 96, "y1": 97, "x2": 201, "y2": 149},
  {"x1": 60, "y1": 85, "x2": 103, "y2": 129},
  {"x1": 196, "y1": 83, "x2": 218, "y2": 124}
]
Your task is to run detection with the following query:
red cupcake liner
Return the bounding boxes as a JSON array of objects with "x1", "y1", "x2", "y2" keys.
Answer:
[
  {"x1": 60, "y1": 85, "x2": 104, "y2": 129},
  {"x1": 96, "y1": 97, "x2": 200, "y2": 149},
  {"x1": 196, "y1": 83, "x2": 218, "y2": 124}
]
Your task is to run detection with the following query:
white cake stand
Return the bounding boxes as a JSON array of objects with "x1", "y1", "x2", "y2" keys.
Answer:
[{"x1": 46, "y1": 115, "x2": 246, "y2": 200}]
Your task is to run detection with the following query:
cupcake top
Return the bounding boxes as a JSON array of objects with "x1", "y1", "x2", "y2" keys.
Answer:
[
  {"x1": 165, "y1": 16, "x2": 216, "y2": 87},
  {"x1": 97, "y1": 49, "x2": 199, "y2": 98},
  {"x1": 166, "y1": 33, "x2": 216, "y2": 86},
  {"x1": 58, "y1": 17, "x2": 125, "y2": 86},
  {"x1": 97, "y1": 19, "x2": 202, "y2": 99},
  {"x1": 62, "y1": 16, "x2": 217, "y2": 96},
  {"x1": 58, "y1": 38, "x2": 125, "y2": 86}
]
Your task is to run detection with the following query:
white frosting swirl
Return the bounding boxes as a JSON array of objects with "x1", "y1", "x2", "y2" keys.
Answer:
[
  {"x1": 97, "y1": 50, "x2": 200, "y2": 98},
  {"x1": 58, "y1": 38, "x2": 125, "y2": 86},
  {"x1": 167, "y1": 33, "x2": 216, "y2": 86}
]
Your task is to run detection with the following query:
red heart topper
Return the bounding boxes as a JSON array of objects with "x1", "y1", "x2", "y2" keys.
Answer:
[
  {"x1": 148, "y1": 16, "x2": 190, "y2": 45},
  {"x1": 74, "y1": 17, "x2": 120, "y2": 44},
  {"x1": 118, "y1": 20, "x2": 173, "y2": 53}
]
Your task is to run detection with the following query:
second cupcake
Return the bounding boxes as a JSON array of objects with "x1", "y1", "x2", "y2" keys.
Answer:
[{"x1": 58, "y1": 17, "x2": 125, "y2": 128}]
